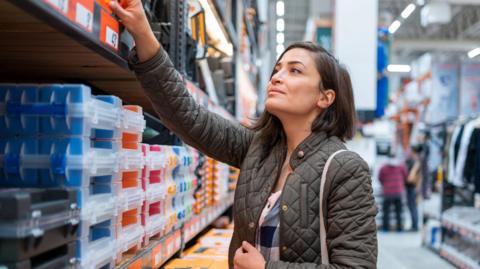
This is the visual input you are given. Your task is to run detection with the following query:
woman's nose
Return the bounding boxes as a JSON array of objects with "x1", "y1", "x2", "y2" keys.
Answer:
[{"x1": 271, "y1": 70, "x2": 284, "y2": 84}]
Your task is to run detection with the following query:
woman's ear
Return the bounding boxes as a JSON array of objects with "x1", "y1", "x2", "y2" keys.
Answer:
[{"x1": 317, "y1": 89, "x2": 336, "y2": 109}]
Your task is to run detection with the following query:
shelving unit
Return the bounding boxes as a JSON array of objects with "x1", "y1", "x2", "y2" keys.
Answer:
[
  {"x1": 0, "y1": 0, "x2": 241, "y2": 268},
  {"x1": 117, "y1": 195, "x2": 234, "y2": 269},
  {"x1": 0, "y1": 0, "x2": 233, "y2": 118}
]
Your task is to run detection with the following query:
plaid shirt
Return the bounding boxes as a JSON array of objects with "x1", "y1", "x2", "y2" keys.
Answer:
[{"x1": 256, "y1": 191, "x2": 282, "y2": 261}]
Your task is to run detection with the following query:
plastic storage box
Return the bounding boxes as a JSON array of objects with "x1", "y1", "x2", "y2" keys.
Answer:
[
  {"x1": 0, "y1": 242, "x2": 77, "y2": 269},
  {"x1": 142, "y1": 200, "x2": 167, "y2": 246},
  {"x1": 0, "y1": 138, "x2": 119, "y2": 188},
  {"x1": 0, "y1": 189, "x2": 79, "y2": 264},
  {"x1": 115, "y1": 224, "x2": 144, "y2": 264},
  {"x1": 121, "y1": 106, "x2": 145, "y2": 142},
  {"x1": 76, "y1": 214, "x2": 116, "y2": 269},
  {"x1": 0, "y1": 84, "x2": 123, "y2": 139}
]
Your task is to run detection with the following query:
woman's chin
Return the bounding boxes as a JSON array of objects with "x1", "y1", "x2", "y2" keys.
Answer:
[{"x1": 265, "y1": 101, "x2": 284, "y2": 116}]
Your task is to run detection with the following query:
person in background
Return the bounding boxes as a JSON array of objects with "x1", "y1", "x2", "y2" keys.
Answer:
[
  {"x1": 376, "y1": 28, "x2": 389, "y2": 118},
  {"x1": 379, "y1": 151, "x2": 408, "y2": 232},
  {"x1": 405, "y1": 146, "x2": 422, "y2": 232}
]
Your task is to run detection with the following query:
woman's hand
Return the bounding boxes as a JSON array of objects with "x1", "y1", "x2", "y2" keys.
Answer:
[
  {"x1": 109, "y1": 0, "x2": 160, "y2": 62},
  {"x1": 233, "y1": 241, "x2": 266, "y2": 269}
]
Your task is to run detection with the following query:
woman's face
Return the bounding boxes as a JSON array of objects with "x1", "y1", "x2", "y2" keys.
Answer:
[{"x1": 265, "y1": 48, "x2": 324, "y2": 118}]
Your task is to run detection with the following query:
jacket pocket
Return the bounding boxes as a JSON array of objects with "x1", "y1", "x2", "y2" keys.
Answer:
[{"x1": 300, "y1": 183, "x2": 308, "y2": 228}]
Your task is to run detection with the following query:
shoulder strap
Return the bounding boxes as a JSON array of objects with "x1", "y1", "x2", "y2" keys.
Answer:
[{"x1": 319, "y1": 149, "x2": 347, "y2": 265}]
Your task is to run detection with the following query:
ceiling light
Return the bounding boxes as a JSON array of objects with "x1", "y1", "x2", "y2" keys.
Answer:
[
  {"x1": 198, "y1": 0, "x2": 233, "y2": 56},
  {"x1": 276, "y1": 44, "x2": 285, "y2": 55},
  {"x1": 416, "y1": 0, "x2": 425, "y2": 6},
  {"x1": 276, "y1": 1, "x2": 285, "y2": 17},
  {"x1": 401, "y1": 3, "x2": 416, "y2": 19},
  {"x1": 276, "y1": 32, "x2": 284, "y2": 44},
  {"x1": 388, "y1": 20, "x2": 401, "y2": 34},
  {"x1": 276, "y1": 18, "x2": 285, "y2": 32},
  {"x1": 387, "y1": 64, "x2": 411, "y2": 73},
  {"x1": 468, "y1": 48, "x2": 480, "y2": 58}
]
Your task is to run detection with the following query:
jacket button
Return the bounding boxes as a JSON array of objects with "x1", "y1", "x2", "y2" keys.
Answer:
[
  {"x1": 249, "y1": 222, "x2": 255, "y2": 229},
  {"x1": 297, "y1": 150, "x2": 305, "y2": 158},
  {"x1": 282, "y1": 246, "x2": 287, "y2": 251},
  {"x1": 282, "y1": 205, "x2": 288, "y2": 211}
]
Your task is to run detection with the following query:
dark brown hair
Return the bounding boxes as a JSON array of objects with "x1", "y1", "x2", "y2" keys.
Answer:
[{"x1": 251, "y1": 41, "x2": 356, "y2": 150}]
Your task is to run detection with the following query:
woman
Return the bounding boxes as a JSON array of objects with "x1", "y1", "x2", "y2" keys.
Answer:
[{"x1": 110, "y1": 1, "x2": 378, "y2": 268}]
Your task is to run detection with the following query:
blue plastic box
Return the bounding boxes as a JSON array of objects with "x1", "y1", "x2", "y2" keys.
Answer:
[
  {"x1": 0, "y1": 84, "x2": 123, "y2": 139},
  {"x1": 0, "y1": 137, "x2": 119, "y2": 188}
]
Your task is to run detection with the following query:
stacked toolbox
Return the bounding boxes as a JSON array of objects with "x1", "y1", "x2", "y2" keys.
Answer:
[
  {"x1": 115, "y1": 105, "x2": 146, "y2": 265},
  {"x1": 171, "y1": 146, "x2": 197, "y2": 225},
  {"x1": 0, "y1": 84, "x2": 144, "y2": 268},
  {"x1": 141, "y1": 144, "x2": 168, "y2": 246},
  {"x1": 0, "y1": 189, "x2": 79, "y2": 269}
]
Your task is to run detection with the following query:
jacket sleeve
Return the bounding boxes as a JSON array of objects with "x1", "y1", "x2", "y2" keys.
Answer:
[
  {"x1": 129, "y1": 47, "x2": 254, "y2": 168},
  {"x1": 266, "y1": 152, "x2": 378, "y2": 269}
]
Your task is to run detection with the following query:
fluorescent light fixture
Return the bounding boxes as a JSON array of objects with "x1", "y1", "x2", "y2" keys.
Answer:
[
  {"x1": 276, "y1": 44, "x2": 285, "y2": 55},
  {"x1": 468, "y1": 47, "x2": 480, "y2": 58},
  {"x1": 276, "y1": 18, "x2": 285, "y2": 32},
  {"x1": 276, "y1": 32, "x2": 285, "y2": 44},
  {"x1": 276, "y1": 1, "x2": 285, "y2": 16},
  {"x1": 387, "y1": 64, "x2": 411, "y2": 73},
  {"x1": 401, "y1": 3, "x2": 416, "y2": 19},
  {"x1": 388, "y1": 20, "x2": 402, "y2": 34},
  {"x1": 199, "y1": 0, "x2": 233, "y2": 56}
]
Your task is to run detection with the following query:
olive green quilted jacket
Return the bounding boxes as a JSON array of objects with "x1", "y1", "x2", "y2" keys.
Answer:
[{"x1": 130, "y1": 48, "x2": 378, "y2": 269}]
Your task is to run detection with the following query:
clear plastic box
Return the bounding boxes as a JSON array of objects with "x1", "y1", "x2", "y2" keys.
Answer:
[
  {"x1": 119, "y1": 148, "x2": 144, "y2": 172},
  {"x1": 0, "y1": 138, "x2": 119, "y2": 188},
  {"x1": 115, "y1": 224, "x2": 144, "y2": 263},
  {"x1": 141, "y1": 144, "x2": 168, "y2": 177},
  {"x1": 116, "y1": 204, "x2": 142, "y2": 235},
  {"x1": 142, "y1": 212, "x2": 167, "y2": 246},
  {"x1": 76, "y1": 184, "x2": 118, "y2": 221},
  {"x1": 144, "y1": 181, "x2": 167, "y2": 202},
  {"x1": 121, "y1": 106, "x2": 146, "y2": 134},
  {"x1": 0, "y1": 84, "x2": 123, "y2": 139},
  {"x1": 116, "y1": 173, "x2": 144, "y2": 212},
  {"x1": 77, "y1": 236, "x2": 115, "y2": 269},
  {"x1": 77, "y1": 214, "x2": 116, "y2": 269}
]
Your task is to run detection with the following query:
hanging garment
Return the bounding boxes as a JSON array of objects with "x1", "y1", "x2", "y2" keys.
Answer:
[
  {"x1": 453, "y1": 118, "x2": 480, "y2": 186},
  {"x1": 448, "y1": 124, "x2": 463, "y2": 184}
]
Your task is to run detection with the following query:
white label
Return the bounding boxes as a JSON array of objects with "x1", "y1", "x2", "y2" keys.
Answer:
[
  {"x1": 46, "y1": 0, "x2": 69, "y2": 13},
  {"x1": 106, "y1": 26, "x2": 119, "y2": 49},
  {"x1": 154, "y1": 251, "x2": 162, "y2": 265},
  {"x1": 76, "y1": 3, "x2": 93, "y2": 31}
]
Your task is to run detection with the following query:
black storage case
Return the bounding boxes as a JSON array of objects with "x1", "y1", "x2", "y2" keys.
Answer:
[{"x1": 0, "y1": 189, "x2": 79, "y2": 263}]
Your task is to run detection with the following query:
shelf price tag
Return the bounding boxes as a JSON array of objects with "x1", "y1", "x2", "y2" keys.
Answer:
[
  {"x1": 45, "y1": 0, "x2": 69, "y2": 14},
  {"x1": 151, "y1": 244, "x2": 163, "y2": 268},
  {"x1": 75, "y1": 2, "x2": 93, "y2": 32},
  {"x1": 100, "y1": 10, "x2": 119, "y2": 50}
]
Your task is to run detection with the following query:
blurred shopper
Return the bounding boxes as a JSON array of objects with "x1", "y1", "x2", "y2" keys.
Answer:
[
  {"x1": 406, "y1": 147, "x2": 423, "y2": 231},
  {"x1": 379, "y1": 152, "x2": 408, "y2": 232},
  {"x1": 110, "y1": 1, "x2": 378, "y2": 268}
]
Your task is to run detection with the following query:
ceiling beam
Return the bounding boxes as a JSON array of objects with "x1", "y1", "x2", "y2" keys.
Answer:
[{"x1": 391, "y1": 39, "x2": 480, "y2": 52}]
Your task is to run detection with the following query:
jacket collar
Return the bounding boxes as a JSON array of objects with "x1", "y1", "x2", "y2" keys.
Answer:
[{"x1": 274, "y1": 131, "x2": 328, "y2": 170}]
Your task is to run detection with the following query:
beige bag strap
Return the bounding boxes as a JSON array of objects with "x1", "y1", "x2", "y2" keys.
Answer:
[{"x1": 319, "y1": 149, "x2": 347, "y2": 265}]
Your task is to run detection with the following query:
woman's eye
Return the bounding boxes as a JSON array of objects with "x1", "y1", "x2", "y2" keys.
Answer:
[{"x1": 291, "y1": 68, "x2": 301, "y2": 74}]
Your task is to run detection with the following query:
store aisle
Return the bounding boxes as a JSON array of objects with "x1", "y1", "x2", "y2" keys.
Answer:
[{"x1": 378, "y1": 231, "x2": 454, "y2": 269}]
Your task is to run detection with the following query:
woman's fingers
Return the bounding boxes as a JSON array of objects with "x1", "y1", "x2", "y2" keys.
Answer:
[{"x1": 109, "y1": 1, "x2": 129, "y2": 21}]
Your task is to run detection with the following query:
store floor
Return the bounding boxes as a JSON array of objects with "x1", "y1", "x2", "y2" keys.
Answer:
[{"x1": 377, "y1": 231, "x2": 454, "y2": 269}]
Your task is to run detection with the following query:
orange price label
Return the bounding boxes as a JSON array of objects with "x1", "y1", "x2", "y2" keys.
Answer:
[
  {"x1": 127, "y1": 259, "x2": 142, "y2": 269},
  {"x1": 44, "y1": 0, "x2": 70, "y2": 15},
  {"x1": 100, "y1": 10, "x2": 119, "y2": 50},
  {"x1": 151, "y1": 244, "x2": 163, "y2": 268},
  {"x1": 73, "y1": 0, "x2": 94, "y2": 32}
]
